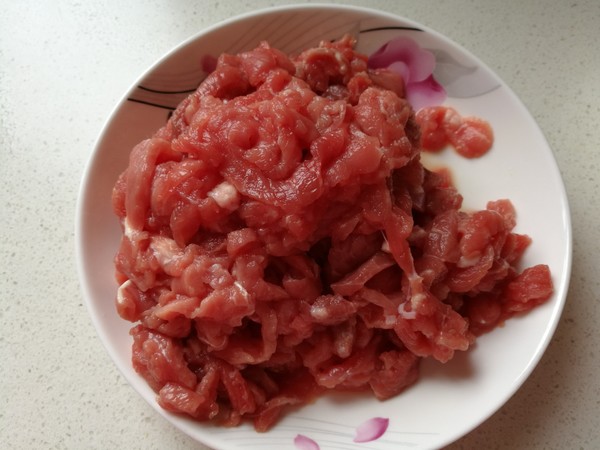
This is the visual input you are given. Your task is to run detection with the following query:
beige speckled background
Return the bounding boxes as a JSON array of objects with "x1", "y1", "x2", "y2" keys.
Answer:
[{"x1": 1, "y1": 1, "x2": 598, "y2": 449}]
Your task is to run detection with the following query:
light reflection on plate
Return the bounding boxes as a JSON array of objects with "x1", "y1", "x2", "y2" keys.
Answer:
[{"x1": 75, "y1": 4, "x2": 571, "y2": 449}]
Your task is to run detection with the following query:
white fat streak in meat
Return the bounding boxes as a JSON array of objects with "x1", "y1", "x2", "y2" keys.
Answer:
[
  {"x1": 411, "y1": 291, "x2": 426, "y2": 306},
  {"x1": 381, "y1": 236, "x2": 391, "y2": 253},
  {"x1": 116, "y1": 279, "x2": 133, "y2": 307},
  {"x1": 207, "y1": 181, "x2": 240, "y2": 210},
  {"x1": 310, "y1": 305, "x2": 328, "y2": 321},
  {"x1": 123, "y1": 217, "x2": 153, "y2": 243},
  {"x1": 150, "y1": 236, "x2": 180, "y2": 267},
  {"x1": 398, "y1": 301, "x2": 417, "y2": 320},
  {"x1": 191, "y1": 282, "x2": 251, "y2": 321},
  {"x1": 408, "y1": 270, "x2": 423, "y2": 286},
  {"x1": 383, "y1": 314, "x2": 398, "y2": 327},
  {"x1": 334, "y1": 50, "x2": 348, "y2": 75},
  {"x1": 380, "y1": 232, "x2": 422, "y2": 319},
  {"x1": 457, "y1": 253, "x2": 481, "y2": 268},
  {"x1": 208, "y1": 263, "x2": 232, "y2": 289},
  {"x1": 444, "y1": 107, "x2": 462, "y2": 128},
  {"x1": 420, "y1": 268, "x2": 436, "y2": 281},
  {"x1": 407, "y1": 271, "x2": 426, "y2": 318},
  {"x1": 233, "y1": 281, "x2": 250, "y2": 300},
  {"x1": 123, "y1": 218, "x2": 136, "y2": 240}
]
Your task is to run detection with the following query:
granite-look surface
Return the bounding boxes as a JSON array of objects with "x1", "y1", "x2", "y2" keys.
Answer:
[{"x1": 1, "y1": 1, "x2": 598, "y2": 448}]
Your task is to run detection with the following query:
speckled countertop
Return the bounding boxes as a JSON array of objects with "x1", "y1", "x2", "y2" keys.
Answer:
[{"x1": 1, "y1": 1, "x2": 599, "y2": 449}]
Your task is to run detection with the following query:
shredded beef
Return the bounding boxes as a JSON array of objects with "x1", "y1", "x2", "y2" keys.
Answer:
[{"x1": 112, "y1": 35, "x2": 553, "y2": 431}]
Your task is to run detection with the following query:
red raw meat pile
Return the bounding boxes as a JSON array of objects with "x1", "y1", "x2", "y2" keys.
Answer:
[{"x1": 111, "y1": 36, "x2": 553, "y2": 431}]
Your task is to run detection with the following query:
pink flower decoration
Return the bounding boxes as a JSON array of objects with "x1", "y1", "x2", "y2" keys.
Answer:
[
  {"x1": 369, "y1": 36, "x2": 446, "y2": 110},
  {"x1": 353, "y1": 417, "x2": 390, "y2": 443},
  {"x1": 294, "y1": 434, "x2": 321, "y2": 450}
]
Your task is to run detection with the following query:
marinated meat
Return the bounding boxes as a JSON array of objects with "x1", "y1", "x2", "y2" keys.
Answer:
[{"x1": 112, "y1": 36, "x2": 553, "y2": 431}]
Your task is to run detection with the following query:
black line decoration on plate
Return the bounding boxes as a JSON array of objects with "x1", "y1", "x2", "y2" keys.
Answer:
[
  {"x1": 127, "y1": 98, "x2": 177, "y2": 111},
  {"x1": 360, "y1": 26, "x2": 423, "y2": 33},
  {"x1": 129, "y1": 20, "x2": 509, "y2": 120},
  {"x1": 137, "y1": 85, "x2": 198, "y2": 95},
  {"x1": 125, "y1": 21, "x2": 428, "y2": 114}
]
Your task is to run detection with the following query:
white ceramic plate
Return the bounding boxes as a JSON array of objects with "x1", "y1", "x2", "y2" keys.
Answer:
[{"x1": 76, "y1": 4, "x2": 572, "y2": 449}]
